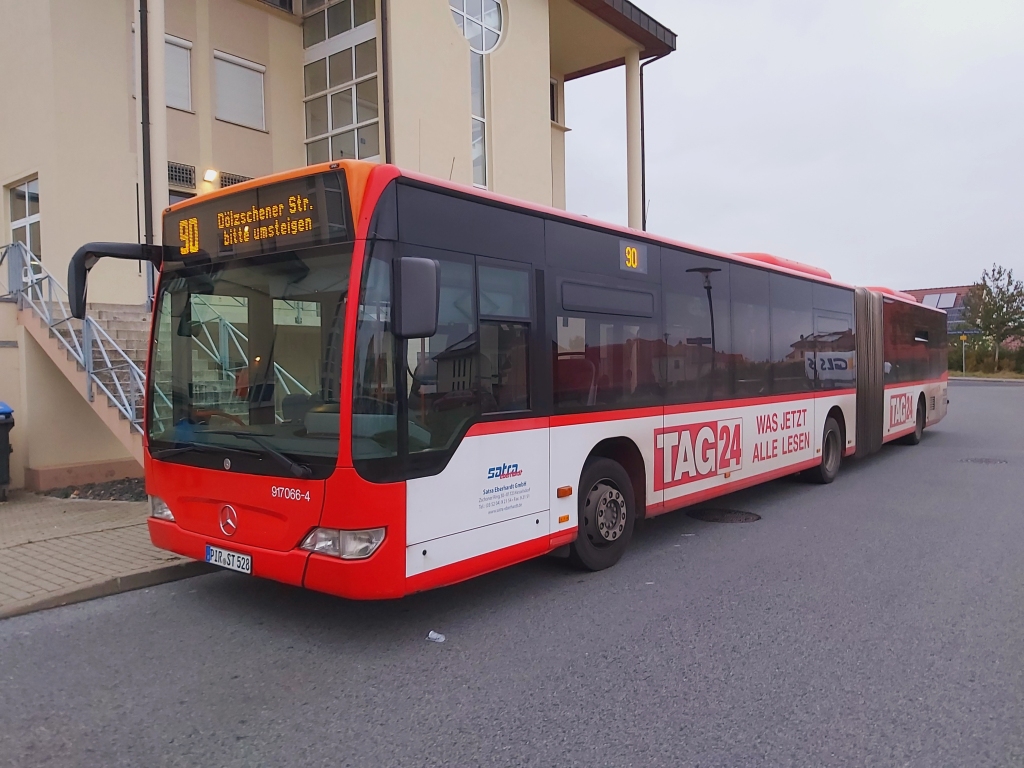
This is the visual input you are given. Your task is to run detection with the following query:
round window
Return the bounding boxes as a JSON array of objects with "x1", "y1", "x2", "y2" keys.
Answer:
[{"x1": 450, "y1": 0, "x2": 503, "y2": 54}]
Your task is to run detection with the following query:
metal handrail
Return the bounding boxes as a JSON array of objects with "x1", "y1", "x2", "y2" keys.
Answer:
[
  {"x1": 191, "y1": 295, "x2": 312, "y2": 399},
  {"x1": 2, "y1": 243, "x2": 314, "y2": 434},
  {"x1": 0, "y1": 242, "x2": 168, "y2": 433}
]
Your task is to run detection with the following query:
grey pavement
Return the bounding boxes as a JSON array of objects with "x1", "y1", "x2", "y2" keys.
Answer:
[
  {"x1": 1, "y1": 381, "x2": 1022, "y2": 767},
  {"x1": 0, "y1": 492, "x2": 208, "y2": 619}
]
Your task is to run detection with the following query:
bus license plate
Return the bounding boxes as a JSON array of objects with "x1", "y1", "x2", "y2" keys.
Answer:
[{"x1": 205, "y1": 545, "x2": 252, "y2": 574}]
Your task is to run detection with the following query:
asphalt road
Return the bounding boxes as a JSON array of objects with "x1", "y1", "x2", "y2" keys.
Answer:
[{"x1": 2, "y1": 381, "x2": 1023, "y2": 768}]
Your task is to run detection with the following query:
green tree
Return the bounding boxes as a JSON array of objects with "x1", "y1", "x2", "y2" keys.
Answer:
[{"x1": 962, "y1": 264, "x2": 1024, "y2": 368}]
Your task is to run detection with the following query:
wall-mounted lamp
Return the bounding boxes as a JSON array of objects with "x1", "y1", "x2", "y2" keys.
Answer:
[{"x1": 203, "y1": 169, "x2": 218, "y2": 183}]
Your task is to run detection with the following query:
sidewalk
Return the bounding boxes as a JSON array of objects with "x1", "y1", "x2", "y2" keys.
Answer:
[{"x1": 0, "y1": 490, "x2": 211, "y2": 619}]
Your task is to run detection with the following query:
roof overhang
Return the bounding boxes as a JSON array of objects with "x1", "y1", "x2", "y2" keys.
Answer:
[{"x1": 550, "y1": 0, "x2": 677, "y2": 82}]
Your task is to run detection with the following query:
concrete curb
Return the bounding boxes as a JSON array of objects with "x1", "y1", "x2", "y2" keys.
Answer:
[
  {"x1": 949, "y1": 377, "x2": 1024, "y2": 385},
  {"x1": 0, "y1": 561, "x2": 217, "y2": 620}
]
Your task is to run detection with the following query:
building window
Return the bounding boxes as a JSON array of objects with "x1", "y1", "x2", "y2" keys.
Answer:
[
  {"x1": 168, "y1": 190, "x2": 195, "y2": 207},
  {"x1": 165, "y1": 35, "x2": 192, "y2": 111},
  {"x1": 470, "y1": 53, "x2": 486, "y2": 186},
  {"x1": 9, "y1": 179, "x2": 41, "y2": 260},
  {"x1": 214, "y1": 51, "x2": 266, "y2": 131},
  {"x1": 302, "y1": 0, "x2": 376, "y2": 50},
  {"x1": 550, "y1": 78, "x2": 558, "y2": 123},
  {"x1": 302, "y1": 4, "x2": 379, "y2": 165},
  {"x1": 451, "y1": 0, "x2": 503, "y2": 187},
  {"x1": 450, "y1": 0, "x2": 503, "y2": 53}
]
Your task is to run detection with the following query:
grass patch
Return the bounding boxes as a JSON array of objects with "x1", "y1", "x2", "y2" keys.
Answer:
[{"x1": 949, "y1": 370, "x2": 1024, "y2": 380}]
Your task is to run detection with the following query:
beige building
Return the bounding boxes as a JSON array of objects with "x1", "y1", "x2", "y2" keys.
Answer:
[{"x1": 0, "y1": 0, "x2": 674, "y2": 491}]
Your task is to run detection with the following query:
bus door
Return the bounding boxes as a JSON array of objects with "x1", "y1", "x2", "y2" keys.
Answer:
[{"x1": 404, "y1": 253, "x2": 549, "y2": 572}]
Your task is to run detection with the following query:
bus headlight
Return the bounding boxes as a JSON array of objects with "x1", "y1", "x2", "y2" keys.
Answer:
[
  {"x1": 149, "y1": 496, "x2": 175, "y2": 521},
  {"x1": 300, "y1": 527, "x2": 385, "y2": 560}
]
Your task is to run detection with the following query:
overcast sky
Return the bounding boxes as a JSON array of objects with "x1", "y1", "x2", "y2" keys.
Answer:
[{"x1": 564, "y1": 0, "x2": 1024, "y2": 290}]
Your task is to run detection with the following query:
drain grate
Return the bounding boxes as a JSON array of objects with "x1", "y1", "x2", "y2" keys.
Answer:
[
  {"x1": 960, "y1": 458, "x2": 1009, "y2": 465},
  {"x1": 687, "y1": 508, "x2": 761, "y2": 524}
]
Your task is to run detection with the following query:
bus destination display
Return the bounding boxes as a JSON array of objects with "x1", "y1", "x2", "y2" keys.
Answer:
[{"x1": 164, "y1": 171, "x2": 350, "y2": 258}]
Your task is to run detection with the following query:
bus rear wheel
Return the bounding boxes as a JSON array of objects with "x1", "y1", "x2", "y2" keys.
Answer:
[
  {"x1": 807, "y1": 416, "x2": 842, "y2": 485},
  {"x1": 569, "y1": 458, "x2": 636, "y2": 571},
  {"x1": 901, "y1": 398, "x2": 925, "y2": 445}
]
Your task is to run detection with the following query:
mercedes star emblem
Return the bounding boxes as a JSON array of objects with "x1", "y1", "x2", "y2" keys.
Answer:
[
  {"x1": 219, "y1": 505, "x2": 238, "y2": 537},
  {"x1": 223, "y1": 458, "x2": 232, "y2": 470}
]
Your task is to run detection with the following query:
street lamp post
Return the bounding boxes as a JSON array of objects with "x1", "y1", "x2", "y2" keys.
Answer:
[{"x1": 686, "y1": 266, "x2": 722, "y2": 396}]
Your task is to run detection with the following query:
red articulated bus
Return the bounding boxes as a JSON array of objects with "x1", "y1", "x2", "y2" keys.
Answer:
[{"x1": 69, "y1": 160, "x2": 948, "y2": 599}]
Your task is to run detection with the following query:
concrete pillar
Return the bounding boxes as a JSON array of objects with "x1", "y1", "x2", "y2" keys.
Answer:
[{"x1": 624, "y1": 47, "x2": 643, "y2": 230}]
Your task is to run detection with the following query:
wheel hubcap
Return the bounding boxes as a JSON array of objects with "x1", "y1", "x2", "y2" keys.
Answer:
[{"x1": 585, "y1": 482, "x2": 627, "y2": 544}]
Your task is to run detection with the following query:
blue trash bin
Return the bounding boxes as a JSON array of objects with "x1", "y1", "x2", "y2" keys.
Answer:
[{"x1": 0, "y1": 401, "x2": 13, "y2": 501}]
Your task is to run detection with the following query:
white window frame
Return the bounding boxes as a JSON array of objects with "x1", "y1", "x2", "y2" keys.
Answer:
[
  {"x1": 213, "y1": 50, "x2": 267, "y2": 131},
  {"x1": 302, "y1": 0, "x2": 377, "y2": 51},
  {"x1": 165, "y1": 34, "x2": 193, "y2": 112},
  {"x1": 302, "y1": 22, "x2": 380, "y2": 164},
  {"x1": 8, "y1": 178, "x2": 41, "y2": 260},
  {"x1": 469, "y1": 52, "x2": 488, "y2": 188},
  {"x1": 450, "y1": 0, "x2": 503, "y2": 54}
]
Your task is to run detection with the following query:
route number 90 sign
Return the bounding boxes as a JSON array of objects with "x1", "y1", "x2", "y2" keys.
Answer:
[{"x1": 620, "y1": 240, "x2": 648, "y2": 274}]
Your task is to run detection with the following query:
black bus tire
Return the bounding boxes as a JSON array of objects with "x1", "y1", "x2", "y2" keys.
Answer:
[
  {"x1": 901, "y1": 398, "x2": 925, "y2": 445},
  {"x1": 807, "y1": 416, "x2": 843, "y2": 485},
  {"x1": 569, "y1": 458, "x2": 636, "y2": 571}
]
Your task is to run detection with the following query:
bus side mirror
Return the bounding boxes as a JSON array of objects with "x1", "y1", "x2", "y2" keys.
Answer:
[
  {"x1": 393, "y1": 257, "x2": 439, "y2": 339},
  {"x1": 68, "y1": 251, "x2": 98, "y2": 320},
  {"x1": 68, "y1": 242, "x2": 167, "y2": 319}
]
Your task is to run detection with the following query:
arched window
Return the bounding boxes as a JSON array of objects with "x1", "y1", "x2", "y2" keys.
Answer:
[{"x1": 450, "y1": 1, "x2": 504, "y2": 187}]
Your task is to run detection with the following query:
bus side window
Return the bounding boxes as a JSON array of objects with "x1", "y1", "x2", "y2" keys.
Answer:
[
  {"x1": 730, "y1": 266, "x2": 771, "y2": 398},
  {"x1": 352, "y1": 257, "x2": 399, "y2": 460},
  {"x1": 811, "y1": 311, "x2": 855, "y2": 389},
  {"x1": 812, "y1": 284, "x2": 856, "y2": 390},
  {"x1": 478, "y1": 264, "x2": 531, "y2": 413},
  {"x1": 553, "y1": 280, "x2": 661, "y2": 411},
  {"x1": 769, "y1": 273, "x2": 814, "y2": 395},
  {"x1": 662, "y1": 250, "x2": 731, "y2": 404},
  {"x1": 407, "y1": 257, "x2": 478, "y2": 452}
]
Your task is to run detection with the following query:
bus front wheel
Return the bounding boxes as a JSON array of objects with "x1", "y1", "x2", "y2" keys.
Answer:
[
  {"x1": 569, "y1": 458, "x2": 636, "y2": 571},
  {"x1": 807, "y1": 416, "x2": 843, "y2": 485}
]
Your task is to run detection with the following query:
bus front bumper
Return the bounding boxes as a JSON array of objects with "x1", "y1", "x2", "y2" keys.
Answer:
[{"x1": 148, "y1": 518, "x2": 405, "y2": 600}]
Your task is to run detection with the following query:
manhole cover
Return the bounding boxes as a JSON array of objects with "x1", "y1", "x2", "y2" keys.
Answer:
[
  {"x1": 960, "y1": 458, "x2": 1009, "y2": 465},
  {"x1": 687, "y1": 508, "x2": 761, "y2": 524}
]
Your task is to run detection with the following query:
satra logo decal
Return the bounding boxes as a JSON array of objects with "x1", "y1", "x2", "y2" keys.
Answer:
[
  {"x1": 654, "y1": 418, "x2": 742, "y2": 491},
  {"x1": 487, "y1": 462, "x2": 523, "y2": 480},
  {"x1": 889, "y1": 393, "x2": 916, "y2": 429}
]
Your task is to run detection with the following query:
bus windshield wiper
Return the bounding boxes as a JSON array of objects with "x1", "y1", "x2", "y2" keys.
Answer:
[
  {"x1": 203, "y1": 431, "x2": 313, "y2": 479},
  {"x1": 151, "y1": 441, "x2": 262, "y2": 460}
]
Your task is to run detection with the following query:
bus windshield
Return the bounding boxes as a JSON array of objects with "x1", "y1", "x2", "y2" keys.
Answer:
[{"x1": 147, "y1": 245, "x2": 352, "y2": 479}]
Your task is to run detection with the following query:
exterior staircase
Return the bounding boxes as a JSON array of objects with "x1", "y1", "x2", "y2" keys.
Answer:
[
  {"x1": 2, "y1": 243, "x2": 151, "y2": 464},
  {"x1": 1, "y1": 242, "x2": 314, "y2": 472}
]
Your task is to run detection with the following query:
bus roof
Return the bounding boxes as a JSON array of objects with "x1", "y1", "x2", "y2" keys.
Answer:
[
  {"x1": 395, "y1": 167, "x2": 858, "y2": 291},
  {"x1": 165, "y1": 160, "x2": 936, "y2": 300}
]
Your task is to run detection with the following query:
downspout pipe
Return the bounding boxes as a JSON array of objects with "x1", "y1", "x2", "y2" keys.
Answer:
[
  {"x1": 139, "y1": 0, "x2": 153, "y2": 248},
  {"x1": 380, "y1": 0, "x2": 393, "y2": 164},
  {"x1": 639, "y1": 52, "x2": 669, "y2": 232}
]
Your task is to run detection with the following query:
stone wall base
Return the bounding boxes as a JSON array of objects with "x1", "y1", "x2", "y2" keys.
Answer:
[{"x1": 24, "y1": 459, "x2": 144, "y2": 492}]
